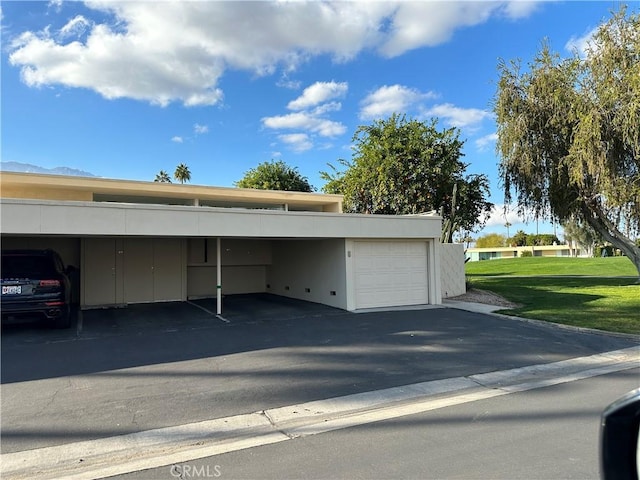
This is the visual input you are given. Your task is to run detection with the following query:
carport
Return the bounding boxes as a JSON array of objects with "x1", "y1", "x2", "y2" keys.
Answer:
[{"x1": 0, "y1": 172, "x2": 444, "y2": 313}]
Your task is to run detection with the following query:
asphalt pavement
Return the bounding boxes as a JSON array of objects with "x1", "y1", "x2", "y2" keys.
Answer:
[
  {"x1": 112, "y1": 367, "x2": 640, "y2": 480},
  {"x1": 1, "y1": 294, "x2": 639, "y2": 479}
]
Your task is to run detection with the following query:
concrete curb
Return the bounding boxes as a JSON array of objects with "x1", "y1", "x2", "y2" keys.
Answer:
[{"x1": 2, "y1": 346, "x2": 638, "y2": 480}]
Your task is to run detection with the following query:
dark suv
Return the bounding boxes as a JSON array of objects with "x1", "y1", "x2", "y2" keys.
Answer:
[{"x1": 1, "y1": 249, "x2": 73, "y2": 329}]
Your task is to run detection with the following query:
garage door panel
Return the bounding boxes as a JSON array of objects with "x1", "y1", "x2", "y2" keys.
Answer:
[{"x1": 354, "y1": 241, "x2": 428, "y2": 309}]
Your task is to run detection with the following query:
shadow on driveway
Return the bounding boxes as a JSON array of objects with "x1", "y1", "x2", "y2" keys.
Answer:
[
  {"x1": 1, "y1": 294, "x2": 349, "y2": 383},
  {"x1": 2, "y1": 293, "x2": 636, "y2": 387},
  {"x1": 2, "y1": 293, "x2": 639, "y2": 453}
]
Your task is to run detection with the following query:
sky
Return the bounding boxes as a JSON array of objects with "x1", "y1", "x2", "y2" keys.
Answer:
[{"x1": 1, "y1": 0, "x2": 632, "y2": 238}]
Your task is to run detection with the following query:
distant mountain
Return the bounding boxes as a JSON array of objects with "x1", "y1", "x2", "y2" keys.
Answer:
[{"x1": 0, "y1": 161, "x2": 97, "y2": 177}]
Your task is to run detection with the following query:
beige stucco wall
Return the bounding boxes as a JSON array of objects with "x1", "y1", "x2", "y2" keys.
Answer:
[
  {"x1": 187, "y1": 265, "x2": 267, "y2": 297},
  {"x1": 267, "y1": 239, "x2": 348, "y2": 310},
  {"x1": 0, "y1": 199, "x2": 442, "y2": 239},
  {"x1": 187, "y1": 238, "x2": 272, "y2": 298},
  {"x1": 440, "y1": 242, "x2": 466, "y2": 299},
  {"x1": 1, "y1": 235, "x2": 81, "y2": 268},
  {"x1": 466, "y1": 245, "x2": 574, "y2": 261}
]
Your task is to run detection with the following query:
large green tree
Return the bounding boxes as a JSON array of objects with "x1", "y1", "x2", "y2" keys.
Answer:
[
  {"x1": 494, "y1": 7, "x2": 640, "y2": 276},
  {"x1": 235, "y1": 160, "x2": 314, "y2": 192},
  {"x1": 321, "y1": 114, "x2": 493, "y2": 240},
  {"x1": 475, "y1": 233, "x2": 507, "y2": 248}
]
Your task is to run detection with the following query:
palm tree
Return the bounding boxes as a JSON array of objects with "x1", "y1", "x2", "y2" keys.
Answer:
[
  {"x1": 174, "y1": 163, "x2": 191, "y2": 184},
  {"x1": 504, "y1": 221, "x2": 512, "y2": 239},
  {"x1": 154, "y1": 170, "x2": 172, "y2": 183}
]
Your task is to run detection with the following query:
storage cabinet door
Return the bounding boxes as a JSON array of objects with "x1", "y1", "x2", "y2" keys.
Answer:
[
  {"x1": 153, "y1": 238, "x2": 183, "y2": 302},
  {"x1": 123, "y1": 238, "x2": 154, "y2": 304},
  {"x1": 82, "y1": 238, "x2": 118, "y2": 306}
]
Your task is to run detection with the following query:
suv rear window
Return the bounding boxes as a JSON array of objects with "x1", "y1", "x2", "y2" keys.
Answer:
[{"x1": 1, "y1": 254, "x2": 58, "y2": 278}]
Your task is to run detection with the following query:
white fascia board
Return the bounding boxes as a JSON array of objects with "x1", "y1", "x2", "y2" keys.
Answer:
[{"x1": 0, "y1": 199, "x2": 442, "y2": 239}]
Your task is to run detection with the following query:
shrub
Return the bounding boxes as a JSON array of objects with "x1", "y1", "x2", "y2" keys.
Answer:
[
  {"x1": 520, "y1": 250, "x2": 533, "y2": 257},
  {"x1": 465, "y1": 276, "x2": 474, "y2": 291},
  {"x1": 475, "y1": 233, "x2": 507, "y2": 248}
]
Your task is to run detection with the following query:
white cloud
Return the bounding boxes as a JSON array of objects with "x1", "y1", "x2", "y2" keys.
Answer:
[
  {"x1": 311, "y1": 102, "x2": 342, "y2": 116},
  {"x1": 565, "y1": 26, "x2": 599, "y2": 58},
  {"x1": 423, "y1": 103, "x2": 492, "y2": 129},
  {"x1": 264, "y1": 79, "x2": 348, "y2": 153},
  {"x1": 287, "y1": 81, "x2": 348, "y2": 110},
  {"x1": 9, "y1": 25, "x2": 224, "y2": 107},
  {"x1": 194, "y1": 123, "x2": 209, "y2": 135},
  {"x1": 276, "y1": 75, "x2": 301, "y2": 90},
  {"x1": 47, "y1": 0, "x2": 63, "y2": 13},
  {"x1": 278, "y1": 133, "x2": 313, "y2": 153},
  {"x1": 8, "y1": 2, "x2": 542, "y2": 107},
  {"x1": 481, "y1": 204, "x2": 556, "y2": 234},
  {"x1": 360, "y1": 85, "x2": 436, "y2": 120},
  {"x1": 171, "y1": 136, "x2": 183, "y2": 143},
  {"x1": 475, "y1": 132, "x2": 498, "y2": 151},
  {"x1": 262, "y1": 112, "x2": 346, "y2": 138},
  {"x1": 500, "y1": 1, "x2": 542, "y2": 20},
  {"x1": 483, "y1": 204, "x2": 525, "y2": 228},
  {"x1": 59, "y1": 15, "x2": 91, "y2": 39},
  {"x1": 379, "y1": 2, "x2": 514, "y2": 57}
]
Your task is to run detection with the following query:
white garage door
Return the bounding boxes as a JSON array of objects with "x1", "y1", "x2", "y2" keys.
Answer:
[{"x1": 354, "y1": 241, "x2": 428, "y2": 309}]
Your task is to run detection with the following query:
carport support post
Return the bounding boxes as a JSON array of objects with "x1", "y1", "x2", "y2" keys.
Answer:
[{"x1": 217, "y1": 237, "x2": 222, "y2": 315}]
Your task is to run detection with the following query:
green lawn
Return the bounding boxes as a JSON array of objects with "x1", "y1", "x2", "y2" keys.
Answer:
[
  {"x1": 465, "y1": 257, "x2": 640, "y2": 335},
  {"x1": 465, "y1": 256, "x2": 638, "y2": 277}
]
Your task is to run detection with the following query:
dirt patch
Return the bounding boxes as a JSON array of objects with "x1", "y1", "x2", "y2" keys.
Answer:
[{"x1": 449, "y1": 288, "x2": 520, "y2": 308}]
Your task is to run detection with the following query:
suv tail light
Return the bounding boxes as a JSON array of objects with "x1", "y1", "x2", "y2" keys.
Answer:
[{"x1": 39, "y1": 280, "x2": 61, "y2": 287}]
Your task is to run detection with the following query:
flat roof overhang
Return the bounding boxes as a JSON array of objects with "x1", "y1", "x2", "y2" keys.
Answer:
[
  {"x1": 0, "y1": 199, "x2": 442, "y2": 239},
  {"x1": 0, "y1": 172, "x2": 344, "y2": 213}
]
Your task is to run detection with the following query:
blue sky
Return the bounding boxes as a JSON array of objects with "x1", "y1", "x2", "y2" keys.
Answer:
[{"x1": 1, "y1": 1, "x2": 629, "y2": 238}]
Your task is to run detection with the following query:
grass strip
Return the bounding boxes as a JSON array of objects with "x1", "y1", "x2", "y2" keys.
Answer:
[
  {"x1": 468, "y1": 276, "x2": 640, "y2": 335},
  {"x1": 465, "y1": 256, "x2": 637, "y2": 277}
]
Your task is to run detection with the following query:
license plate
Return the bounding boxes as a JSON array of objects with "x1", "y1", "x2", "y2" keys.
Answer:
[{"x1": 2, "y1": 286, "x2": 22, "y2": 295}]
